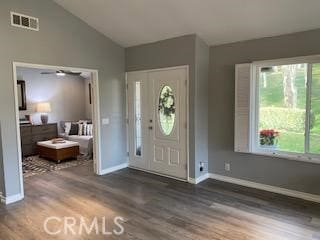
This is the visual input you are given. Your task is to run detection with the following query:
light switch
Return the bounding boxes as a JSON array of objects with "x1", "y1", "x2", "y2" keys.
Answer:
[{"x1": 102, "y1": 118, "x2": 110, "y2": 125}]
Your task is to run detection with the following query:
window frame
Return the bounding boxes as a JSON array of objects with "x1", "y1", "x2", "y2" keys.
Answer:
[{"x1": 251, "y1": 55, "x2": 320, "y2": 164}]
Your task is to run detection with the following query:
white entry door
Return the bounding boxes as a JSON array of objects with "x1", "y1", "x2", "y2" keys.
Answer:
[{"x1": 127, "y1": 67, "x2": 188, "y2": 180}]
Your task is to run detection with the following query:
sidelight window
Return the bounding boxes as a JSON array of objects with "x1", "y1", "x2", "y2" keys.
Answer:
[{"x1": 134, "y1": 82, "x2": 142, "y2": 156}]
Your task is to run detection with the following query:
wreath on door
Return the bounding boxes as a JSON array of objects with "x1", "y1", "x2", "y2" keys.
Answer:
[{"x1": 158, "y1": 86, "x2": 175, "y2": 118}]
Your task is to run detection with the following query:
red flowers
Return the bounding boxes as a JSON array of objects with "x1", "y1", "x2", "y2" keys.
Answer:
[
  {"x1": 260, "y1": 129, "x2": 279, "y2": 146},
  {"x1": 260, "y1": 129, "x2": 279, "y2": 137}
]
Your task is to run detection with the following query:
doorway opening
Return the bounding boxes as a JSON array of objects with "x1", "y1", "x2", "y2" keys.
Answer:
[{"x1": 13, "y1": 62, "x2": 101, "y2": 199}]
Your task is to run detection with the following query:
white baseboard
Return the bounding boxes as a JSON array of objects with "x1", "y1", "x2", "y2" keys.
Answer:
[
  {"x1": 188, "y1": 173, "x2": 209, "y2": 184},
  {"x1": 209, "y1": 173, "x2": 320, "y2": 204},
  {"x1": 0, "y1": 193, "x2": 24, "y2": 205},
  {"x1": 99, "y1": 162, "x2": 129, "y2": 175},
  {"x1": 186, "y1": 172, "x2": 320, "y2": 203},
  {"x1": 0, "y1": 192, "x2": 5, "y2": 204}
]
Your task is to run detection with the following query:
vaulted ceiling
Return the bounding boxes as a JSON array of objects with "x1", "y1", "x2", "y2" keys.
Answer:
[{"x1": 54, "y1": 0, "x2": 320, "y2": 47}]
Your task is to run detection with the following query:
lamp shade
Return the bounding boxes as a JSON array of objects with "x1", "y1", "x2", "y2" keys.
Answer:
[{"x1": 36, "y1": 102, "x2": 51, "y2": 113}]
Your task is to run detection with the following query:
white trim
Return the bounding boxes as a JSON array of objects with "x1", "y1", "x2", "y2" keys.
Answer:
[
  {"x1": 250, "y1": 56, "x2": 320, "y2": 164},
  {"x1": 252, "y1": 63, "x2": 260, "y2": 155},
  {"x1": 185, "y1": 172, "x2": 320, "y2": 203},
  {"x1": 13, "y1": 62, "x2": 98, "y2": 73},
  {"x1": 100, "y1": 162, "x2": 129, "y2": 175},
  {"x1": 12, "y1": 62, "x2": 25, "y2": 201},
  {"x1": 126, "y1": 65, "x2": 190, "y2": 74},
  {"x1": 126, "y1": 65, "x2": 190, "y2": 181},
  {"x1": 209, "y1": 174, "x2": 320, "y2": 204},
  {"x1": 11, "y1": 62, "x2": 102, "y2": 203},
  {"x1": 90, "y1": 71, "x2": 102, "y2": 175},
  {"x1": 234, "y1": 63, "x2": 252, "y2": 153},
  {"x1": 185, "y1": 65, "x2": 190, "y2": 181},
  {"x1": 251, "y1": 150, "x2": 320, "y2": 164},
  {"x1": 0, "y1": 193, "x2": 24, "y2": 205},
  {"x1": 250, "y1": 64, "x2": 258, "y2": 153},
  {"x1": 0, "y1": 192, "x2": 5, "y2": 204},
  {"x1": 125, "y1": 73, "x2": 129, "y2": 162},
  {"x1": 305, "y1": 64, "x2": 312, "y2": 153},
  {"x1": 188, "y1": 173, "x2": 209, "y2": 184}
]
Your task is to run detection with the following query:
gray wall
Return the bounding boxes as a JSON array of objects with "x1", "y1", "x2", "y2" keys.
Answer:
[
  {"x1": 0, "y1": 0, "x2": 126, "y2": 197},
  {"x1": 209, "y1": 29, "x2": 320, "y2": 195},
  {"x1": 126, "y1": 35, "x2": 196, "y2": 178},
  {"x1": 17, "y1": 67, "x2": 88, "y2": 132},
  {"x1": 3, "y1": 0, "x2": 318, "y2": 199},
  {"x1": 126, "y1": 34, "x2": 209, "y2": 178},
  {"x1": 195, "y1": 37, "x2": 209, "y2": 177}
]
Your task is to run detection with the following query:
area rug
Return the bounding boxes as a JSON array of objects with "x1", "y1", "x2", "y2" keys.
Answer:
[{"x1": 23, "y1": 155, "x2": 93, "y2": 178}]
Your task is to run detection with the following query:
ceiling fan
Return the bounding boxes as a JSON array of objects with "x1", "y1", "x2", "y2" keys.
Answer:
[{"x1": 41, "y1": 70, "x2": 82, "y2": 76}]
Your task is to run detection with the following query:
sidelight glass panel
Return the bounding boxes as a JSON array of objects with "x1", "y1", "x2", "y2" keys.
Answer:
[
  {"x1": 158, "y1": 86, "x2": 175, "y2": 135},
  {"x1": 310, "y1": 64, "x2": 320, "y2": 154},
  {"x1": 135, "y1": 82, "x2": 142, "y2": 156}
]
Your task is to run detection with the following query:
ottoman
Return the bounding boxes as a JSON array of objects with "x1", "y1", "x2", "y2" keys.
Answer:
[{"x1": 37, "y1": 140, "x2": 80, "y2": 163}]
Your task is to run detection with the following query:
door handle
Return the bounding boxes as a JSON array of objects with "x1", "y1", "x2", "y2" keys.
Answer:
[{"x1": 148, "y1": 126, "x2": 153, "y2": 130}]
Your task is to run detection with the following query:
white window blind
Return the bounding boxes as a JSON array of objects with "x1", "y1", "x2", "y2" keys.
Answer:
[{"x1": 234, "y1": 63, "x2": 252, "y2": 153}]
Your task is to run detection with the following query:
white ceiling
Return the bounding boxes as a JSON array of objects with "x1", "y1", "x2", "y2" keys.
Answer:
[{"x1": 54, "y1": 0, "x2": 320, "y2": 47}]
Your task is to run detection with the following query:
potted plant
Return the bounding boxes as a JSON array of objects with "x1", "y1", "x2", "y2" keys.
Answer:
[{"x1": 260, "y1": 129, "x2": 279, "y2": 148}]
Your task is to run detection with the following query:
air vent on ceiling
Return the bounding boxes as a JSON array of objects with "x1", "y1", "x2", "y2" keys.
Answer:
[{"x1": 10, "y1": 11, "x2": 39, "y2": 31}]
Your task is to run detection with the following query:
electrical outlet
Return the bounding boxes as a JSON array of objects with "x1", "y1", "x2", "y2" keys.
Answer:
[
  {"x1": 225, "y1": 163, "x2": 231, "y2": 171},
  {"x1": 199, "y1": 162, "x2": 205, "y2": 172},
  {"x1": 102, "y1": 118, "x2": 110, "y2": 125}
]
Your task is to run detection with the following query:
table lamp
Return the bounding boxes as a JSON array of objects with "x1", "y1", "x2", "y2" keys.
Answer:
[{"x1": 36, "y1": 102, "x2": 51, "y2": 124}]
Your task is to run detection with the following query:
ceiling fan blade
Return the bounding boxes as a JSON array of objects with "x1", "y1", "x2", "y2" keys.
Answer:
[
  {"x1": 64, "y1": 71, "x2": 82, "y2": 76},
  {"x1": 41, "y1": 72, "x2": 55, "y2": 74},
  {"x1": 40, "y1": 70, "x2": 82, "y2": 76}
]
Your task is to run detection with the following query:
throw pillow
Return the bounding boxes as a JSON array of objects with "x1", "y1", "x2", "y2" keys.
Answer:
[
  {"x1": 69, "y1": 123, "x2": 79, "y2": 135},
  {"x1": 64, "y1": 122, "x2": 72, "y2": 135},
  {"x1": 87, "y1": 124, "x2": 93, "y2": 136},
  {"x1": 88, "y1": 124, "x2": 93, "y2": 136},
  {"x1": 78, "y1": 123, "x2": 87, "y2": 136},
  {"x1": 78, "y1": 123, "x2": 83, "y2": 136}
]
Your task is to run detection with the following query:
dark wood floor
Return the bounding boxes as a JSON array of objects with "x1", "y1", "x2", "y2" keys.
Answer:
[{"x1": 1, "y1": 164, "x2": 320, "y2": 240}]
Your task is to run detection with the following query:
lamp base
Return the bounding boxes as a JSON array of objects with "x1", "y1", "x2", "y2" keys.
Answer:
[{"x1": 40, "y1": 114, "x2": 48, "y2": 124}]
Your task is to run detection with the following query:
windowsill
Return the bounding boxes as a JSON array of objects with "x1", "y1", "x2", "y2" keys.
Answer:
[{"x1": 251, "y1": 150, "x2": 320, "y2": 164}]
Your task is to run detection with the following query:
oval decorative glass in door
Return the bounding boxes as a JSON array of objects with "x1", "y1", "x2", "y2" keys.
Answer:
[{"x1": 158, "y1": 85, "x2": 175, "y2": 135}]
